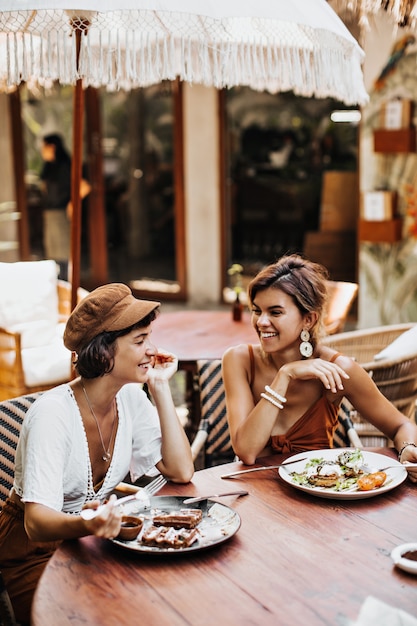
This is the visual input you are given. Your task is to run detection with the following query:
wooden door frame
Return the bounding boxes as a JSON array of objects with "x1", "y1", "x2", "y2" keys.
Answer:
[{"x1": 130, "y1": 79, "x2": 187, "y2": 301}]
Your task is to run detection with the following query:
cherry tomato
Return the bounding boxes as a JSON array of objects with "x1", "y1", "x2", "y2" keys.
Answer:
[
  {"x1": 357, "y1": 471, "x2": 387, "y2": 491},
  {"x1": 357, "y1": 475, "x2": 377, "y2": 491},
  {"x1": 371, "y1": 471, "x2": 387, "y2": 487}
]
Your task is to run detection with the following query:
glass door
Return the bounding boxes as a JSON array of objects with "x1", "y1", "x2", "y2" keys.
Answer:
[
  {"x1": 222, "y1": 87, "x2": 359, "y2": 284},
  {"x1": 21, "y1": 80, "x2": 186, "y2": 298}
]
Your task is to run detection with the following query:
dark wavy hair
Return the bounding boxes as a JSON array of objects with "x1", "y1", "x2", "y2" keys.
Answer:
[
  {"x1": 74, "y1": 309, "x2": 158, "y2": 378},
  {"x1": 248, "y1": 254, "x2": 329, "y2": 345}
]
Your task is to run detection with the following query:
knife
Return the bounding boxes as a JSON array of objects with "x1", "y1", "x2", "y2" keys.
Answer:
[
  {"x1": 183, "y1": 490, "x2": 248, "y2": 504},
  {"x1": 221, "y1": 457, "x2": 307, "y2": 479}
]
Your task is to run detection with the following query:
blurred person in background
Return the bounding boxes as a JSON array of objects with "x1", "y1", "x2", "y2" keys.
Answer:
[{"x1": 40, "y1": 133, "x2": 90, "y2": 280}]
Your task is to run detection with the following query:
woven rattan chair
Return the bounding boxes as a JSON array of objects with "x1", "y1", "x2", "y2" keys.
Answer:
[
  {"x1": 322, "y1": 323, "x2": 415, "y2": 364},
  {"x1": 0, "y1": 280, "x2": 88, "y2": 401},
  {"x1": 191, "y1": 359, "x2": 360, "y2": 469},
  {"x1": 323, "y1": 324, "x2": 417, "y2": 445}
]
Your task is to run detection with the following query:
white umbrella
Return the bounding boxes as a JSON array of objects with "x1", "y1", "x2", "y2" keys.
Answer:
[
  {"x1": 0, "y1": 0, "x2": 369, "y2": 307},
  {"x1": 1, "y1": 1, "x2": 367, "y2": 101}
]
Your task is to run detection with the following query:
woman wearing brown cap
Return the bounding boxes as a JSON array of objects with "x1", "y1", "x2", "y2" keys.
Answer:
[{"x1": 0, "y1": 283, "x2": 194, "y2": 624}]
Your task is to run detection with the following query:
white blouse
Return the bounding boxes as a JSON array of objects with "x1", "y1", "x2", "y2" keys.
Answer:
[{"x1": 14, "y1": 383, "x2": 162, "y2": 513}]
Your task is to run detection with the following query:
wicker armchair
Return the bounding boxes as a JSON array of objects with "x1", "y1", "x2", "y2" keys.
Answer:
[
  {"x1": 323, "y1": 324, "x2": 417, "y2": 445},
  {"x1": 322, "y1": 323, "x2": 415, "y2": 363},
  {"x1": 0, "y1": 280, "x2": 88, "y2": 401}
]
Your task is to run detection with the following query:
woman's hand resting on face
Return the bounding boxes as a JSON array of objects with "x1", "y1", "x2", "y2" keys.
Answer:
[{"x1": 280, "y1": 358, "x2": 350, "y2": 393}]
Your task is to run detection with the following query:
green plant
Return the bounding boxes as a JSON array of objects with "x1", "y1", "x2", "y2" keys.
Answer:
[{"x1": 227, "y1": 263, "x2": 243, "y2": 295}]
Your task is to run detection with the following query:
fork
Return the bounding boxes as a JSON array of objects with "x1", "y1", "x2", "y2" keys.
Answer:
[
  {"x1": 360, "y1": 462, "x2": 417, "y2": 474},
  {"x1": 80, "y1": 474, "x2": 167, "y2": 520}
]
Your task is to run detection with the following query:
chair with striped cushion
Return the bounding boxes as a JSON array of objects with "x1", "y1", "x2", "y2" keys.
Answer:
[
  {"x1": 333, "y1": 400, "x2": 363, "y2": 449},
  {"x1": 191, "y1": 360, "x2": 361, "y2": 468},
  {"x1": 0, "y1": 392, "x2": 42, "y2": 508},
  {"x1": 191, "y1": 360, "x2": 235, "y2": 468}
]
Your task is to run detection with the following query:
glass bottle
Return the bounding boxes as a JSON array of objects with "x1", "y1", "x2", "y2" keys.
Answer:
[{"x1": 232, "y1": 291, "x2": 243, "y2": 322}]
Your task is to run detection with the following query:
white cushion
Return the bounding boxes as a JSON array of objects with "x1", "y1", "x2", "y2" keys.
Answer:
[
  {"x1": 0, "y1": 260, "x2": 59, "y2": 329},
  {"x1": 21, "y1": 324, "x2": 72, "y2": 386},
  {"x1": 6, "y1": 320, "x2": 57, "y2": 349},
  {"x1": 374, "y1": 325, "x2": 417, "y2": 361}
]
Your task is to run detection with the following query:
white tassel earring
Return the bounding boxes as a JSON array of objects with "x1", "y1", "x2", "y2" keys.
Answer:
[{"x1": 300, "y1": 329, "x2": 313, "y2": 358}]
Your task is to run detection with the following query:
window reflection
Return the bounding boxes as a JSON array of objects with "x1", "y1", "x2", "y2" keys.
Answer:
[
  {"x1": 22, "y1": 81, "x2": 180, "y2": 293},
  {"x1": 223, "y1": 88, "x2": 359, "y2": 275},
  {"x1": 102, "y1": 82, "x2": 178, "y2": 288}
]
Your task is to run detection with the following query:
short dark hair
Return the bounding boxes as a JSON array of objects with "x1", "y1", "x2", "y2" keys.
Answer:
[{"x1": 74, "y1": 309, "x2": 158, "y2": 378}]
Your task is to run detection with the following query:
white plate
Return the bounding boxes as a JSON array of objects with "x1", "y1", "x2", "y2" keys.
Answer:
[
  {"x1": 110, "y1": 495, "x2": 241, "y2": 554},
  {"x1": 391, "y1": 543, "x2": 417, "y2": 575},
  {"x1": 278, "y1": 448, "x2": 407, "y2": 500}
]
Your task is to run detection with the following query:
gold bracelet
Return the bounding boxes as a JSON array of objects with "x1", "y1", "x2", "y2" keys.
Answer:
[{"x1": 398, "y1": 442, "x2": 417, "y2": 461}]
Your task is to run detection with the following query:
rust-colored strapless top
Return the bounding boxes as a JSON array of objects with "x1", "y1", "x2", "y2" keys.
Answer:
[
  {"x1": 269, "y1": 395, "x2": 339, "y2": 454},
  {"x1": 247, "y1": 344, "x2": 340, "y2": 454}
]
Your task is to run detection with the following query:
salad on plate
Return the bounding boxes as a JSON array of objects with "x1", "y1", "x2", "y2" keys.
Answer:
[{"x1": 290, "y1": 449, "x2": 388, "y2": 492}]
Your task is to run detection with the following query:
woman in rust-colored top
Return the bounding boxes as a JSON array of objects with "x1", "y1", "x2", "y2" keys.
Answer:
[{"x1": 222, "y1": 254, "x2": 417, "y2": 482}]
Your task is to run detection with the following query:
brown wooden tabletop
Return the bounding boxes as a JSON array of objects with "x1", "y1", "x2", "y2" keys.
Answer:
[
  {"x1": 32, "y1": 448, "x2": 417, "y2": 626},
  {"x1": 152, "y1": 309, "x2": 255, "y2": 363}
]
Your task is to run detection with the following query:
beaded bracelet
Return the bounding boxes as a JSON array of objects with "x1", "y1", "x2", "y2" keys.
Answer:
[
  {"x1": 398, "y1": 442, "x2": 417, "y2": 461},
  {"x1": 260, "y1": 392, "x2": 283, "y2": 410},
  {"x1": 265, "y1": 385, "x2": 287, "y2": 404}
]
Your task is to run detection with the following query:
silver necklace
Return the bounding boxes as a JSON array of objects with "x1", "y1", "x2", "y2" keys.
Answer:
[{"x1": 81, "y1": 381, "x2": 117, "y2": 462}]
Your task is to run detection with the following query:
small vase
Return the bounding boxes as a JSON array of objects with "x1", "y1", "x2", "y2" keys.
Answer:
[{"x1": 232, "y1": 292, "x2": 243, "y2": 322}]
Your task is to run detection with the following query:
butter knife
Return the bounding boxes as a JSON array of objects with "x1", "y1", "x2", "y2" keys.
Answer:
[
  {"x1": 221, "y1": 457, "x2": 307, "y2": 479},
  {"x1": 183, "y1": 490, "x2": 248, "y2": 504}
]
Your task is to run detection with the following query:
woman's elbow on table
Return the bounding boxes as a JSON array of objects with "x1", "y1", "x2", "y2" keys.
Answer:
[
  {"x1": 157, "y1": 460, "x2": 194, "y2": 484},
  {"x1": 231, "y1": 438, "x2": 257, "y2": 466},
  {"x1": 170, "y1": 467, "x2": 194, "y2": 484},
  {"x1": 235, "y1": 451, "x2": 257, "y2": 466},
  {"x1": 171, "y1": 459, "x2": 194, "y2": 483}
]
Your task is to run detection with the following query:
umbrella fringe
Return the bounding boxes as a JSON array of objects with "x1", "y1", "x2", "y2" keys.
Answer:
[{"x1": 0, "y1": 14, "x2": 368, "y2": 104}]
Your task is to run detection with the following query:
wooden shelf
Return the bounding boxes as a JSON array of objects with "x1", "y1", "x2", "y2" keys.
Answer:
[
  {"x1": 358, "y1": 218, "x2": 403, "y2": 243},
  {"x1": 373, "y1": 129, "x2": 416, "y2": 153}
]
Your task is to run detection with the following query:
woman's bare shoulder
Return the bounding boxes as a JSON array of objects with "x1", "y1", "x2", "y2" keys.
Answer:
[{"x1": 223, "y1": 343, "x2": 257, "y2": 362}]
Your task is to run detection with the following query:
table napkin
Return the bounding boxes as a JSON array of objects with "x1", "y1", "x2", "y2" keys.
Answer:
[{"x1": 353, "y1": 596, "x2": 417, "y2": 626}]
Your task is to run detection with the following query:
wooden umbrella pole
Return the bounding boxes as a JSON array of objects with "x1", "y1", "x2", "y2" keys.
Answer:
[
  {"x1": 8, "y1": 86, "x2": 30, "y2": 260},
  {"x1": 69, "y1": 19, "x2": 88, "y2": 311}
]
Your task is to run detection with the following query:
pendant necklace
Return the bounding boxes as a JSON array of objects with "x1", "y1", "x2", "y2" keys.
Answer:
[{"x1": 81, "y1": 381, "x2": 117, "y2": 462}]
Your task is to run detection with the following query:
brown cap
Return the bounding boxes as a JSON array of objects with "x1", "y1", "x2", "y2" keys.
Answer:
[{"x1": 64, "y1": 283, "x2": 160, "y2": 353}]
